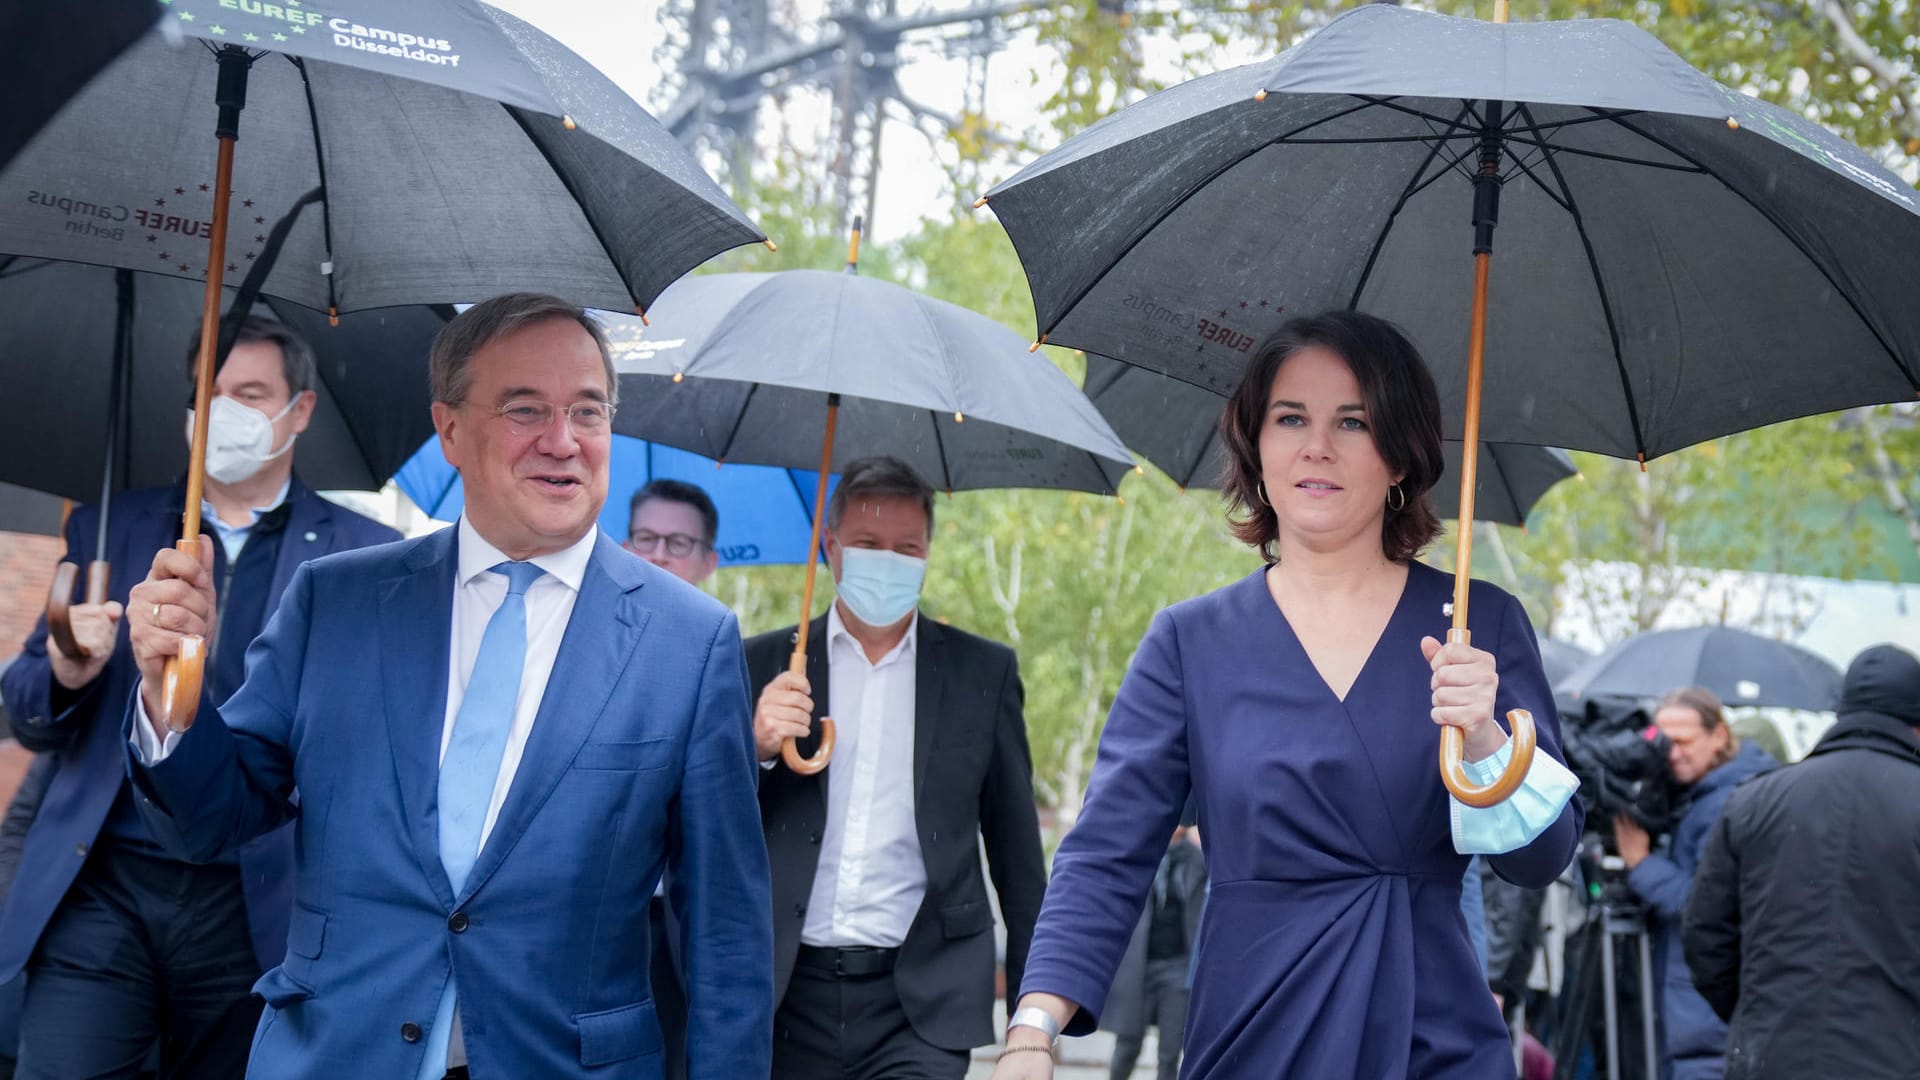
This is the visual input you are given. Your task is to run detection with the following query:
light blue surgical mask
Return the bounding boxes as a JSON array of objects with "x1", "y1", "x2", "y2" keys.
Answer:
[{"x1": 835, "y1": 547, "x2": 926, "y2": 628}]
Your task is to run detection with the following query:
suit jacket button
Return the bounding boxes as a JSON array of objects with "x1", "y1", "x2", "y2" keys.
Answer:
[
  {"x1": 400, "y1": 1021, "x2": 422, "y2": 1043},
  {"x1": 793, "y1": 903, "x2": 805, "y2": 918},
  {"x1": 74, "y1": 843, "x2": 87, "y2": 857},
  {"x1": 809, "y1": 832, "x2": 821, "y2": 845},
  {"x1": 448, "y1": 911, "x2": 469, "y2": 933}
]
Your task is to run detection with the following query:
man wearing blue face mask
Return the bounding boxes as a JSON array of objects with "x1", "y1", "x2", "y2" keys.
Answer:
[
  {"x1": 745, "y1": 456, "x2": 1048, "y2": 1080},
  {"x1": 0, "y1": 316, "x2": 399, "y2": 1079}
]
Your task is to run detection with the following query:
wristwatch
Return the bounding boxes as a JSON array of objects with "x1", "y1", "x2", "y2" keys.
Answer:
[{"x1": 1007, "y1": 1006, "x2": 1062, "y2": 1046}]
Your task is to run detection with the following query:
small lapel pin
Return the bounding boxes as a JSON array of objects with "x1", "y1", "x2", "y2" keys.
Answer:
[
  {"x1": 1441, "y1": 602, "x2": 1454, "y2": 618},
  {"x1": 304, "y1": 531, "x2": 318, "y2": 542}
]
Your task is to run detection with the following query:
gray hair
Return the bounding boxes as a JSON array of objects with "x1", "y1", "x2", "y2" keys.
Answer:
[
  {"x1": 429, "y1": 292, "x2": 615, "y2": 407},
  {"x1": 187, "y1": 314, "x2": 317, "y2": 398},
  {"x1": 827, "y1": 456, "x2": 935, "y2": 534}
]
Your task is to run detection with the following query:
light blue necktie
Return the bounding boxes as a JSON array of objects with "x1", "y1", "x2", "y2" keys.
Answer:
[{"x1": 418, "y1": 560, "x2": 543, "y2": 1080}]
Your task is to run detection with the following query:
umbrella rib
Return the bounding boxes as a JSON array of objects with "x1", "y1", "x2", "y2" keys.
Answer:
[
  {"x1": 716, "y1": 381, "x2": 763, "y2": 463},
  {"x1": 1518, "y1": 103, "x2": 1649, "y2": 462},
  {"x1": 502, "y1": 107, "x2": 644, "y2": 310},
  {"x1": 1597, "y1": 109, "x2": 1920, "y2": 392},
  {"x1": 1347, "y1": 101, "x2": 1478, "y2": 312},
  {"x1": 1498, "y1": 136, "x2": 1705, "y2": 173},
  {"x1": 928, "y1": 409, "x2": 955, "y2": 492},
  {"x1": 291, "y1": 58, "x2": 342, "y2": 317},
  {"x1": 1035, "y1": 96, "x2": 1386, "y2": 341},
  {"x1": 1500, "y1": 150, "x2": 1574, "y2": 214},
  {"x1": 1490, "y1": 443, "x2": 1526, "y2": 524}
]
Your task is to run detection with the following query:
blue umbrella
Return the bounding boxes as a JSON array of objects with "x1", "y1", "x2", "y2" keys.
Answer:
[{"x1": 392, "y1": 435, "x2": 835, "y2": 569}]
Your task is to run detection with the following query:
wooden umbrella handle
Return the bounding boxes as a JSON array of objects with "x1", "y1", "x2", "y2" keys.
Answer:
[
  {"x1": 159, "y1": 538, "x2": 209, "y2": 733},
  {"x1": 47, "y1": 561, "x2": 111, "y2": 660},
  {"x1": 780, "y1": 649, "x2": 835, "y2": 775},
  {"x1": 1438, "y1": 625, "x2": 1537, "y2": 807}
]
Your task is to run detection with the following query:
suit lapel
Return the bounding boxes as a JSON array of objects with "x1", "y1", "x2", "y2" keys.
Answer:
[
  {"x1": 912, "y1": 614, "x2": 943, "y2": 801},
  {"x1": 380, "y1": 528, "x2": 458, "y2": 908},
  {"x1": 458, "y1": 534, "x2": 650, "y2": 903},
  {"x1": 269, "y1": 481, "x2": 332, "y2": 601}
]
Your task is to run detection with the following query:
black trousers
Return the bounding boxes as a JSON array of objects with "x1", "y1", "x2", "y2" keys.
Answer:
[
  {"x1": 16, "y1": 843, "x2": 262, "y2": 1080},
  {"x1": 773, "y1": 957, "x2": 968, "y2": 1080},
  {"x1": 1108, "y1": 957, "x2": 1191, "y2": 1080}
]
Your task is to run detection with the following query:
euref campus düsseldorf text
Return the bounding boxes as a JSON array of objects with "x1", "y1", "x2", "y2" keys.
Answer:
[{"x1": 328, "y1": 18, "x2": 462, "y2": 66}]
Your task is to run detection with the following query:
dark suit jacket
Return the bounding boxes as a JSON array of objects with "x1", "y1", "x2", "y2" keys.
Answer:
[
  {"x1": 1100, "y1": 836, "x2": 1205, "y2": 1038},
  {"x1": 746, "y1": 611, "x2": 1047, "y2": 1051},
  {"x1": 0, "y1": 479, "x2": 398, "y2": 981}
]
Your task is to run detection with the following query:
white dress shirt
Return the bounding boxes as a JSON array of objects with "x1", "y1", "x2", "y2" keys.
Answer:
[
  {"x1": 132, "y1": 516, "x2": 594, "y2": 852},
  {"x1": 801, "y1": 604, "x2": 927, "y2": 948}
]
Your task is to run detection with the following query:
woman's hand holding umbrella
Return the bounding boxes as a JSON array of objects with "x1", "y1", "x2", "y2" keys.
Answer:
[{"x1": 1422, "y1": 634, "x2": 1515, "y2": 763}]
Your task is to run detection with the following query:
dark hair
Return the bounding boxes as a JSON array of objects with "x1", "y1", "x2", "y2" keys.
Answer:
[
  {"x1": 826, "y1": 456, "x2": 934, "y2": 535},
  {"x1": 1218, "y1": 310, "x2": 1444, "y2": 563},
  {"x1": 429, "y1": 292, "x2": 614, "y2": 407},
  {"x1": 629, "y1": 479, "x2": 719, "y2": 545},
  {"x1": 1657, "y1": 687, "x2": 1739, "y2": 765},
  {"x1": 185, "y1": 314, "x2": 316, "y2": 399}
]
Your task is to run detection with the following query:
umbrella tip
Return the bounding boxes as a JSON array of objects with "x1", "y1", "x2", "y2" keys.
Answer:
[
  {"x1": 327, "y1": 305, "x2": 339, "y2": 328},
  {"x1": 764, "y1": 238, "x2": 779, "y2": 252},
  {"x1": 634, "y1": 306, "x2": 650, "y2": 326},
  {"x1": 1116, "y1": 494, "x2": 1126, "y2": 505},
  {"x1": 973, "y1": 196, "x2": 989, "y2": 209},
  {"x1": 1134, "y1": 464, "x2": 1145, "y2": 476},
  {"x1": 954, "y1": 412, "x2": 965, "y2": 423},
  {"x1": 1636, "y1": 452, "x2": 1647, "y2": 472},
  {"x1": 562, "y1": 114, "x2": 577, "y2": 131},
  {"x1": 1253, "y1": 89, "x2": 1268, "y2": 103},
  {"x1": 1028, "y1": 333, "x2": 1049, "y2": 353},
  {"x1": 672, "y1": 371, "x2": 684, "y2": 383},
  {"x1": 1725, "y1": 116, "x2": 1739, "y2": 130},
  {"x1": 715, "y1": 458, "x2": 724, "y2": 469}
]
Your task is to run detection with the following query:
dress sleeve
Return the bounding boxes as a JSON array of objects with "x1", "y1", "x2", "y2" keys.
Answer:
[
  {"x1": 1017, "y1": 608, "x2": 1192, "y2": 1036},
  {"x1": 1451, "y1": 593, "x2": 1584, "y2": 878}
]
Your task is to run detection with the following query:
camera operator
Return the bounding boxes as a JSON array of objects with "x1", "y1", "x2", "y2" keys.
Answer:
[{"x1": 1612, "y1": 689, "x2": 1776, "y2": 1080}]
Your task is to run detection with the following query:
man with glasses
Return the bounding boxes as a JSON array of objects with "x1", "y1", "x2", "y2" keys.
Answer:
[
  {"x1": 0, "y1": 316, "x2": 400, "y2": 1079},
  {"x1": 626, "y1": 480, "x2": 719, "y2": 588},
  {"x1": 623, "y1": 477, "x2": 720, "y2": 1080},
  {"x1": 117, "y1": 294, "x2": 772, "y2": 1079}
]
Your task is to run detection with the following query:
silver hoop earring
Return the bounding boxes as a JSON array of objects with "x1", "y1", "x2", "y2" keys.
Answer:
[
  {"x1": 1257, "y1": 481, "x2": 1271, "y2": 507},
  {"x1": 1386, "y1": 484, "x2": 1407, "y2": 512}
]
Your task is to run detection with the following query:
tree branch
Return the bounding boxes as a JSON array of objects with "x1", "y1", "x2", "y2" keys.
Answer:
[{"x1": 1809, "y1": 0, "x2": 1920, "y2": 149}]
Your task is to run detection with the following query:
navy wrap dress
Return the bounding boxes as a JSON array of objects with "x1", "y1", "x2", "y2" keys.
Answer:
[{"x1": 1022, "y1": 562, "x2": 1582, "y2": 1078}]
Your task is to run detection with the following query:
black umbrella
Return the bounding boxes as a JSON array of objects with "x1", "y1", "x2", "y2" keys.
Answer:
[
  {"x1": 0, "y1": 0, "x2": 158, "y2": 172},
  {"x1": 1083, "y1": 354, "x2": 1575, "y2": 525},
  {"x1": 0, "y1": 484, "x2": 67, "y2": 539},
  {"x1": 1536, "y1": 637, "x2": 1595, "y2": 690},
  {"x1": 615, "y1": 226, "x2": 1134, "y2": 772},
  {"x1": 0, "y1": 255, "x2": 449, "y2": 659},
  {"x1": 1558, "y1": 626, "x2": 1840, "y2": 713},
  {"x1": 981, "y1": 4, "x2": 1920, "y2": 807},
  {"x1": 2, "y1": 0, "x2": 764, "y2": 729}
]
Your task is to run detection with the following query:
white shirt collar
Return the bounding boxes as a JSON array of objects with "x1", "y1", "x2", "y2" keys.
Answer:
[
  {"x1": 455, "y1": 516, "x2": 596, "y2": 594},
  {"x1": 826, "y1": 601, "x2": 917, "y2": 665}
]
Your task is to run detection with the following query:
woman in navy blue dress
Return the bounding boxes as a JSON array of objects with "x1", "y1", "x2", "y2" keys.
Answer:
[{"x1": 994, "y1": 312, "x2": 1582, "y2": 1079}]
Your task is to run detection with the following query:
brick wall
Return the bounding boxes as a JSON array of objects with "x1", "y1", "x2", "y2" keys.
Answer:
[{"x1": 0, "y1": 531, "x2": 63, "y2": 661}]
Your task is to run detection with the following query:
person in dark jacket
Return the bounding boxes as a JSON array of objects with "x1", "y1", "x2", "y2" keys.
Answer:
[
  {"x1": 1103, "y1": 825, "x2": 1204, "y2": 1080},
  {"x1": 1613, "y1": 687, "x2": 1775, "y2": 1080},
  {"x1": 1683, "y1": 644, "x2": 1920, "y2": 1080}
]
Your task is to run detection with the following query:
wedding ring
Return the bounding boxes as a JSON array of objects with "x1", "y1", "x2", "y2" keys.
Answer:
[{"x1": 152, "y1": 603, "x2": 161, "y2": 621}]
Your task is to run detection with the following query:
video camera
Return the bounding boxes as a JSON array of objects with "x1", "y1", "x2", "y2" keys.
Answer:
[{"x1": 1560, "y1": 696, "x2": 1684, "y2": 849}]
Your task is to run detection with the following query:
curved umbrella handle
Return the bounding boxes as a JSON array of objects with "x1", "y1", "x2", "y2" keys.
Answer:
[
  {"x1": 781, "y1": 718, "x2": 836, "y2": 775},
  {"x1": 1440, "y1": 709, "x2": 1537, "y2": 809},
  {"x1": 158, "y1": 538, "x2": 208, "y2": 733},
  {"x1": 47, "y1": 561, "x2": 111, "y2": 660}
]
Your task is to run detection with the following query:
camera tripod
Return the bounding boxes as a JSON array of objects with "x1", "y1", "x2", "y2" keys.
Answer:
[{"x1": 1549, "y1": 853, "x2": 1660, "y2": 1080}]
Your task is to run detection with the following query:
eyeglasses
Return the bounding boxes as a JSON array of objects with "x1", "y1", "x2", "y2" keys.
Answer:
[
  {"x1": 477, "y1": 398, "x2": 616, "y2": 436},
  {"x1": 627, "y1": 530, "x2": 710, "y2": 558}
]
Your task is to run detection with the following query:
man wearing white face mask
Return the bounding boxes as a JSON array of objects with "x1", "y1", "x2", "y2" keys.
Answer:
[
  {"x1": 745, "y1": 457, "x2": 1048, "y2": 1080},
  {"x1": 0, "y1": 316, "x2": 399, "y2": 1079}
]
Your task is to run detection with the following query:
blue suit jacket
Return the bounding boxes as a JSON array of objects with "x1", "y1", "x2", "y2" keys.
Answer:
[
  {"x1": 0, "y1": 480, "x2": 398, "y2": 982},
  {"x1": 123, "y1": 526, "x2": 774, "y2": 1079}
]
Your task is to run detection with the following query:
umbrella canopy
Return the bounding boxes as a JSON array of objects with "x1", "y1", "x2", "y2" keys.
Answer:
[
  {"x1": 0, "y1": 483, "x2": 67, "y2": 538},
  {"x1": 611, "y1": 270, "x2": 1136, "y2": 493},
  {"x1": 1557, "y1": 625, "x2": 1841, "y2": 712},
  {"x1": 981, "y1": 5, "x2": 1920, "y2": 460},
  {"x1": 1535, "y1": 637, "x2": 1595, "y2": 689},
  {"x1": 0, "y1": 257, "x2": 449, "y2": 500},
  {"x1": 393, "y1": 433, "x2": 834, "y2": 568},
  {"x1": 1, "y1": 0, "x2": 157, "y2": 172},
  {"x1": 1082, "y1": 354, "x2": 1575, "y2": 524},
  {"x1": 0, "y1": 0, "x2": 761, "y2": 315}
]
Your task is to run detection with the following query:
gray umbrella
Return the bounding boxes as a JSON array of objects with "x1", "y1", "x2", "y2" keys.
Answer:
[
  {"x1": 981, "y1": 4, "x2": 1920, "y2": 808},
  {"x1": 1557, "y1": 626, "x2": 1840, "y2": 713},
  {"x1": 1083, "y1": 355, "x2": 1575, "y2": 525},
  {"x1": 613, "y1": 241, "x2": 1134, "y2": 773},
  {"x1": 0, "y1": 0, "x2": 762, "y2": 315}
]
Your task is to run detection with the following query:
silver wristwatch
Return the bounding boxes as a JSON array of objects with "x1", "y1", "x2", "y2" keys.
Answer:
[{"x1": 1007, "y1": 1006, "x2": 1062, "y2": 1046}]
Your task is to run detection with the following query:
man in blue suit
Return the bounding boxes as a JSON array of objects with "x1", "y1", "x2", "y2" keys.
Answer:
[
  {"x1": 120, "y1": 293, "x2": 773, "y2": 1080},
  {"x1": 0, "y1": 316, "x2": 400, "y2": 1079}
]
